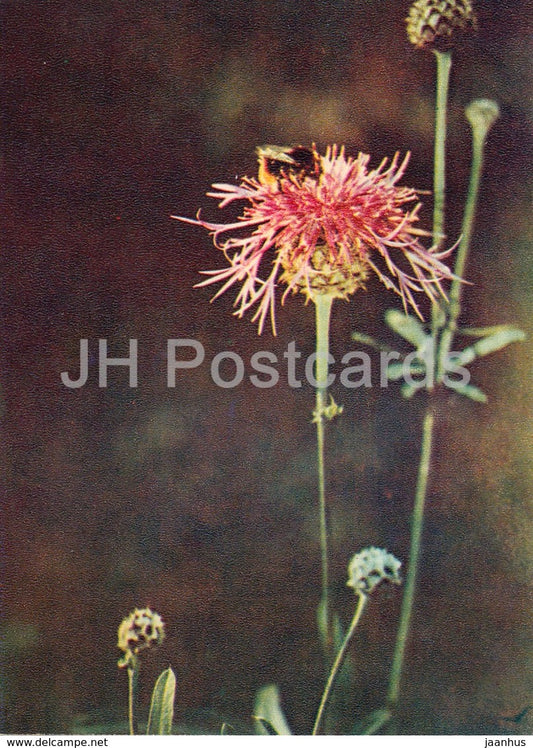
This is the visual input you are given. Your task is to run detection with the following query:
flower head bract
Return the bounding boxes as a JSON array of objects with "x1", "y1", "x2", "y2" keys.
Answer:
[{"x1": 173, "y1": 145, "x2": 455, "y2": 335}]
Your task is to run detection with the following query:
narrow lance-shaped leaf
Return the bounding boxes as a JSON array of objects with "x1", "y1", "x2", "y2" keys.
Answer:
[
  {"x1": 385, "y1": 309, "x2": 430, "y2": 348},
  {"x1": 470, "y1": 328, "x2": 526, "y2": 357},
  {"x1": 444, "y1": 380, "x2": 488, "y2": 402},
  {"x1": 351, "y1": 330, "x2": 396, "y2": 353},
  {"x1": 146, "y1": 667, "x2": 176, "y2": 735},
  {"x1": 253, "y1": 684, "x2": 292, "y2": 735},
  {"x1": 253, "y1": 717, "x2": 279, "y2": 735},
  {"x1": 451, "y1": 328, "x2": 525, "y2": 367},
  {"x1": 356, "y1": 707, "x2": 392, "y2": 735},
  {"x1": 459, "y1": 324, "x2": 525, "y2": 338},
  {"x1": 387, "y1": 359, "x2": 427, "y2": 382},
  {"x1": 316, "y1": 595, "x2": 330, "y2": 655}
]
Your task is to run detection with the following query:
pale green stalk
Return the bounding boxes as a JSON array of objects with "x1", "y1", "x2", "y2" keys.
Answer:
[
  {"x1": 312, "y1": 592, "x2": 367, "y2": 735},
  {"x1": 127, "y1": 660, "x2": 139, "y2": 735},
  {"x1": 314, "y1": 294, "x2": 335, "y2": 651},
  {"x1": 430, "y1": 50, "x2": 453, "y2": 383},
  {"x1": 438, "y1": 100, "x2": 500, "y2": 375},
  {"x1": 386, "y1": 408, "x2": 434, "y2": 708},
  {"x1": 386, "y1": 49, "x2": 451, "y2": 719},
  {"x1": 432, "y1": 51, "x2": 452, "y2": 252}
]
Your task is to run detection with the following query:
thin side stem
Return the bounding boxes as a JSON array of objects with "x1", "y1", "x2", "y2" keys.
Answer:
[
  {"x1": 451, "y1": 127, "x2": 484, "y2": 298},
  {"x1": 386, "y1": 407, "x2": 434, "y2": 710},
  {"x1": 314, "y1": 294, "x2": 334, "y2": 652},
  {"x1": 438, "y1": 125, "x2": 486, "y2": 373},
  {"x1": 312, "y1": 593, "x2": 367, "y2": 735}
]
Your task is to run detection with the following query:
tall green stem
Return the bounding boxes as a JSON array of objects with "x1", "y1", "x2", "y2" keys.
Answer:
[
  {"x1": 385, "y1": 52, "x2": 451, "y2": 721},
  {"x1": 312, "y1": 592, "x2": 367, "y2": 735},
  {"x1": 386, "y1": 408, "x2": 434, "y2": 709},
  {"x1": 385, "y1": 51, "x2": 452, "y2": 721},
  {"x1": 430, "y1": 49, "x2": 452, "y2": 381},
  {"x1": 314, "y1": 294, "x2": 334, "y2": 652},
  {"x1": 127, "y1": 661, "x2": 139, "y2": 735},
  {"x1": 432, "y1": 50, "x2": 452, "y2": 253}
]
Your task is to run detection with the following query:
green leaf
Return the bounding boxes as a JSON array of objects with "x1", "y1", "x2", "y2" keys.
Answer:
[
  {"x1": 253, "y1": 717, "x2": 279, "y2": 735},
  {"x1": 471, "y1": 328, "x2": 526, "y2": 357},
  {"x1": 444, "y1": 380, "x2": 487, "y2": 402},
  {"x1": 356, "y1": 707, "x2": 392, "y2": 735},
  {"x1": 385, "y1": 309, "x2": 429, "y2": 348},
  {"x1": 401, "y1": 381, "x2": 425, "y2": 399},
  {"x1": 386, "y1": 362, "x2": 406, "y2": 381},
  {"x1": 351, "y1": 331, "x2": 395, "y2": 353},
  {"x1": 146, "y1": 667, "x2": 176, "y2": 735},
  {"x1": 387, "y1": 360, "x2": 427, "y2": 381},
  {"x1": 459, "y1": 324, "x2": 525, "y2": 338},
  {"x1": 253, "y1": 684, "x2": 292, "y2": 735},
  {"x1": 452, "y1": 328, "x2": 525, "y2": 368},
  {"x1": 316, "y1": 594, "x2": 330, "y2": 654}
]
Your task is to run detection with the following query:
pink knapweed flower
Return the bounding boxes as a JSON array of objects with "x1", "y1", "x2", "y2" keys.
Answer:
[{"x1": 173, "y1": 145, "x2": 454, "y2": 335}]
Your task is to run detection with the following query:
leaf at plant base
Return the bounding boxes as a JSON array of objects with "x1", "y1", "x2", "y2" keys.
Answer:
[
  {"x1": 147, "y1": 667, "x2": 176, "y2": 735},
  {"x1": 316, "y1": 593, "x2": 330, "y2": 654},
  {"x1": 253, "y1": 684, "x2": 292, "y2": 735},
  {"x1": 72, "y1": 721, "x2": 129, "y2": 734},
  {"x1": 356, "y1": 707, "x2": 392, "y2": 735},
  {"x1": 385, "y1": 309, "x2": 429, "y2": 347},
  {"x1": 253, "y1": 717, "x2": 279, "y2": 735},
  {"x1": 444, "y1": 380, "x2": 488, "y2": 402}
]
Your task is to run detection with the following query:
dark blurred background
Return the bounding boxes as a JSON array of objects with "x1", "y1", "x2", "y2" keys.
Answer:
[{"x1": 1, "y1": 0, "x2": 532, "y2": 735}]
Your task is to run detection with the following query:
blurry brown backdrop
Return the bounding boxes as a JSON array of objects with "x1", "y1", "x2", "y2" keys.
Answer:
[{"x1": 1, "y1": 0, "x2": 532, "y2": 734}]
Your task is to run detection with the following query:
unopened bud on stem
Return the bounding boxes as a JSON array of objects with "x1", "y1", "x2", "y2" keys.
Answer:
[{"x1": 465, "y1": 98, "x2": 500, "y2": 141}]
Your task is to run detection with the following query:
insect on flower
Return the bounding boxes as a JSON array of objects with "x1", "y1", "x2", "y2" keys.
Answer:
[
  {"x1": 173, "y1": 145, "x2": 456, "y2": 335},
  {"x1": 256, "y1": 144, "x2": 323, "y2": 188}
]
